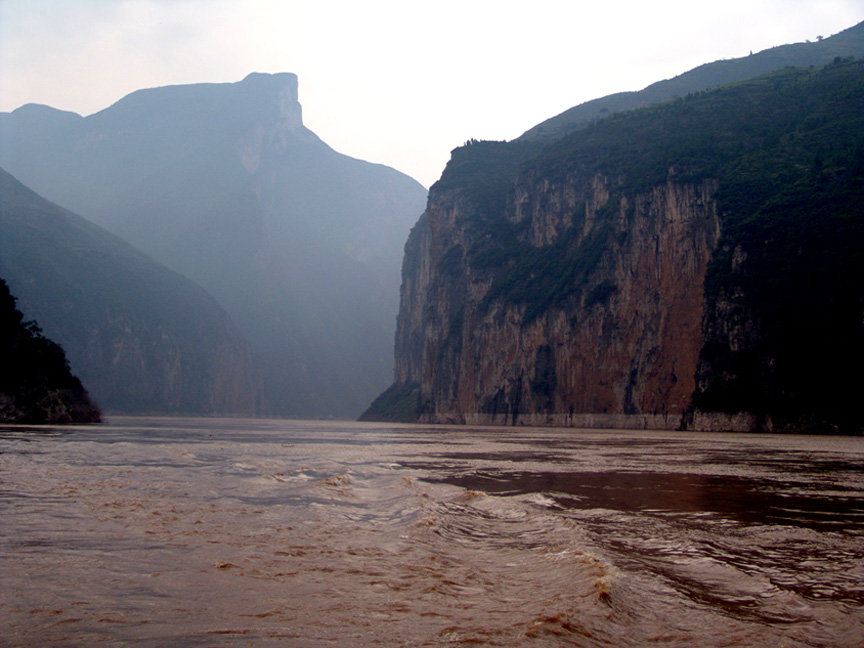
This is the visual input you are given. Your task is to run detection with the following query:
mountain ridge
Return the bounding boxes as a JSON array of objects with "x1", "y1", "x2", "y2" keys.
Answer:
[{"x1": 521, "y1": 20, "x2": 864, "y2": 141}]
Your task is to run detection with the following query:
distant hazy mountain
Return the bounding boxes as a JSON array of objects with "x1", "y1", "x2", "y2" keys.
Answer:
[
  {"x1": 1, "y1": 276, "x2": 101, "y2": 424},
  {"x1": 0, "y1": 73, "x2": 428, "y2": 418},
  {"x1": 0, "y1": 168, "x2": 261, "y2": 415}
]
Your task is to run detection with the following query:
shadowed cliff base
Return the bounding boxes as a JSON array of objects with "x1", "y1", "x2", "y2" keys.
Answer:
[
  {"x1": 362, "y1": 383, "x2": 859, "y2": 435},
  {"x1": 359, "y1": 383, "x2": 756, "y2": 433},
  {"x1": 359, "y1": 382, "x2": 421, "y2": 423}
]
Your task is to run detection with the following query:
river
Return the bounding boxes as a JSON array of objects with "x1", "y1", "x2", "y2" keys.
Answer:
[{"x1": 1, "y1": 417, "x2": 862, "y2": 647}]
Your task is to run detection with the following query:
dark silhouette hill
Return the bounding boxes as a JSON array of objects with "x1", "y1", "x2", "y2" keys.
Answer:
[
  {"x1": 0, "y1": 277, "x2": 101, "y2": 424},
  {"x1": 0, "y1": 73, "x2": 428, "y2": 418},
  {"x1": 0, "y1": 168, "x2": 261, "y2": 415}
]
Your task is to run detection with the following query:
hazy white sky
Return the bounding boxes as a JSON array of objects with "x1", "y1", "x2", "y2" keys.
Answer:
[{"x1": 1, "y1": 1, "x2": 862, "y2": 188}]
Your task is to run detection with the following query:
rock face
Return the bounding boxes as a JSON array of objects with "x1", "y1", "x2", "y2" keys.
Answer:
[
  {"x1": 0, "y1": 73, "x2": 427, "y2": 418},
  {"x1": 393, "y1": 170, "x2": 720, "y2": 428},
  {"x1": 368, "y1": 60, "x2": 864, "y2": 435},
  {"x1": 0, "y1": 168, "x2": 261, "y2": 415}
]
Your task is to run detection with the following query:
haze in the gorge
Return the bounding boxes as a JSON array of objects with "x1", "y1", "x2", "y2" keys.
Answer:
[{"x1": 1, "y1": 74, "x2": 426, "y2": 417}]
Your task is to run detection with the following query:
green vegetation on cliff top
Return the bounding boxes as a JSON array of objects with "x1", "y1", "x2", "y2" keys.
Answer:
[{"x1": 521, "y1": 20, "x2": 864, "y2": 140}]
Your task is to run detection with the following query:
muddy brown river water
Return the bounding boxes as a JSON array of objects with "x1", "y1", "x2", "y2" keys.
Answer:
[{"x1": 1, "y1": 417, "x2": 862, "y2": 647}]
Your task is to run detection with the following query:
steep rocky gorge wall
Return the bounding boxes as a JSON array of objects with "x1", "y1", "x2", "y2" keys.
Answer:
[
  {"x1": 371, "y1": 61, "x2": 864, "y2": 434},
  {"x1": 394, "y1": 171, "x2": 736, "y2": 429}
]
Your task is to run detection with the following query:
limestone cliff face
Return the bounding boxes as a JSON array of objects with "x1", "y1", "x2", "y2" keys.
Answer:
[{"x1": 395, "y1": 170, "x2": 721, "y2": 427}]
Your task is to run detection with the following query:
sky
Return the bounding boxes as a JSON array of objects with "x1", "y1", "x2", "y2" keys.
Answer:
[{"x1": 1, "y1": 1, "x2": 863, "y2": 189}]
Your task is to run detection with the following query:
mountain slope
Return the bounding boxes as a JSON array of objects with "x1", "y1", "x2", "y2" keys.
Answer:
[
  {"x1": 368, "y1": 58, "x2": 864, "y2": 434},
  {"x1": 521, "y1": 20, "x2": 864, "y2": 141},
  {"x1": 0, "y1": 168, "x2": 261, "y2": 414},
  {"x1": 0, "y1": 73, "x2": 428, "y2": 418}
]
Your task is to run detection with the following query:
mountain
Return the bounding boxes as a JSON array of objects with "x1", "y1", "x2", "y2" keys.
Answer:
[
  {"x1": 0, "y1": 73, "x2": 428, "y2": 418},
  {"x1": 0, "y1": 168, "x2": 261, "y2": 415},
  {"x1": 0, "y1": 103, "x2": 82, "y2": 138},
  {"x1": 364, "y1": 53, "x2": 864, "y2": 433},
  {"x1": 1, "y1": 277, "x2": 101, "y2": 424},
  {"x1": 521, "y1": 20, "x2": 864, "y2": 141}
]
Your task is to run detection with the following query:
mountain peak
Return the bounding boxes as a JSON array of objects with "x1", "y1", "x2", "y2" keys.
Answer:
[
  {"x1": 241, "y1": 72, "x2": 302, "y2": 129},
  {"x1": 0, "y1": 103, "x2": 82, "y2": 139},
  {"x1": 0, "y1": 71, "x2": 428, "y2": 419},
  {"x1": 8, "y1": 103, "x2": 82, "y2": 121},
  {"x1": 84, "y1": 72, "x2": 305, "y2": 137},
  {"x1": 241, "y1": 71, "x2": 298, "y2": 89}
]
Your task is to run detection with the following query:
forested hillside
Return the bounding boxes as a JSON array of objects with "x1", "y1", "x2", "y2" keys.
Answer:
[{"x1": 1, "y1": 278, "x2": 101, "y2": 423}]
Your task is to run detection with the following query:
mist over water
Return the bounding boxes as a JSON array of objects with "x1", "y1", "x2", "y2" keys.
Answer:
[{"x1": 1, "y1": 418, "x2": 862, "y2": 646}]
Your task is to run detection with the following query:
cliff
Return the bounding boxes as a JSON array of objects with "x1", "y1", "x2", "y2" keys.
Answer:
[
  {"x1": 365, "y1": 60, "x2": 864, "y2": 434},
  {"x1": 0, "y1": 278, "x2": 101, "y2": 424}
]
